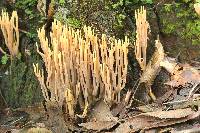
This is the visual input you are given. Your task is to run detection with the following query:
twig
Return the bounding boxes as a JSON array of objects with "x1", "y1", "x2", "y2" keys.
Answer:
[
  {"x1": 19, "y1": 28, "x2": 29, "y2": 34},
  {"x1": 163, "y1": 99, "x2": 188, "y2": 105},
  {"x1": 175, "y1": 51, "x2": 181, "y2": 60},
  {"x1": 132, "y1": 79, "x2": 140, "y2": 99},
  {"x1": 132, "y1": 98, "x2": 154, "y2": 111},
  {"x1": 0, "y1": 89, "x2": 8, "y2": 107},
  {"x1": 9, "y1": 116, "x2": 24, "y2": 125},
  {"x1": 126, "y1": 79, "x2": 140, "y2": 107},
  {"x1": 188, "y1": 83, "x2": 200, "y2": 99},
  {"x1": 2, "y1": 116, "x2": 24, "y2": 126},
  {"x1": 21, "y1": 120, "x2": 34, "y2": 128},
  {"x1": 0, "y1": 47, "x2": 11, "y2": 57}
]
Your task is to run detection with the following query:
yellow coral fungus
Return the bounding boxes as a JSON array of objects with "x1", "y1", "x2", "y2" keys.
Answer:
[
  {"x1": 0, "y1": 10, "x2": 19, "y2": 57},
  {"x1": 34, "y1": 20, "x2": 129, "y2": 118},
  {"x1": 134, "y1": 6, "x2": 149, "y2": 71}
]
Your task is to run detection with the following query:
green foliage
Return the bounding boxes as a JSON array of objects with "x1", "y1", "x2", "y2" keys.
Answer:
[
  {"x1": 1, "y1": 54, "x2": 8, "y2": 65},
  {"x1": 1, "y1": 51, "x2": 21, "y2": 65},
  {"x1": 161, "y1": 2, "x2": 200, "y2": 45},
  {"x1": 115, "y1": 13, "x2": 126, "y2": 29},
  {"x1": 109, "y1": 0, "x2": 153, "y2": 36},
  {"x1": 110, "y1": 0, "x2": 148, "y2": 8},
  {"x1": 141, "y1": 0, "x2": 153, "y2": 4},
  {"x1": 15, "y1": 0, "x2": 43, "y2": 40},
  {"x1": 55, "y1": 4, "x2": 78, "y2": 28},
  {"x1": 112, "y1": 0, "x2": 124, "y2": 9},
  {"x1": 15, "y1": 0, "x2": 37, "y2": 9},
  {"x1": 163, "y1": 4, "x2": 172, "y2": 12},
  {"x1": 59, "y1": 0, "x2": 66, "y2": 6},
  {"x1": 27, "y1": 31, "x2": 38, "y2": 39},
  {"x1": 0, "y1": 0, "x2": 44, "y2": 107},
  {"x1": 55, "y1": 11, "x2": 81, "y2": 28},
  {"x1": 112, "y1": 0, "x2": 153, "y2": 9},
  {"x1": 15, "y1": 0, "x2": 38, "y2": 19},
  {"x1": 162, "y1": 19, "x2": 177, "y2": 34},
  {"x1": 66, "y1": 18, "x2": 81, "y2": 28}
]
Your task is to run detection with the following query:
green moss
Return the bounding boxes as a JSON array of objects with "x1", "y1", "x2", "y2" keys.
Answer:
[
  {"x1": 0, "y1": 54, "x2": 43, "y2": 107},
  {"x1": 161, "y1": 2, "x2": 200, "y2": 45},
  {"x1": 1, "y1": 59, "x2": 26, "y2": 107}
]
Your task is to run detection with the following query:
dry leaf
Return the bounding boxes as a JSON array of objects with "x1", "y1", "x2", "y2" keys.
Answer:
[
  {"x1": 27, "y1": 127, "x2": 52, "y2": 133},
  {"x1": 161, "y1": 57, "x2": 200, "y2": 98},
  {"x1": 115, "y1": 115, "x2": 160, "y2": 133},
  {"x1": 166, "y1": 69, "x2": 200, "y2": 88},
  {"x1": 161, "y1": 58, "x2": 200, "y2": 88},
  {"x1": 111, "y1": 103, "x2": 126, "y2": 117},
  {"x1": 115, "y1": 109, "x2": 200, "y2": 133},
  {"x1": 79, "y1": 100, "x2": 118, "y2": 131},
  {"x1": 89, "y1": 100, "x2": 118, "y2": 122},
  {"x1": 142, "y1": 108, "x2": 194, "y2": 119},
  {"x1": 79, "y1": 121, "x2": 117, "y2": 131}
]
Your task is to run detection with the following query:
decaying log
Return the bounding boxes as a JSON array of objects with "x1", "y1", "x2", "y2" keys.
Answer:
[{"x1": 139, "y1": 38, "x2": 165, "y2": 100}]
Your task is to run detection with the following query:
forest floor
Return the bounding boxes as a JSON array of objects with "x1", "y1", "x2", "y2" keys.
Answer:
[
  {"x1": 1, "y1": 1, "x2": 200, "y2": 133},
  {"x1": 1, "y1": 60, "x2": 200, "y2": 133}
]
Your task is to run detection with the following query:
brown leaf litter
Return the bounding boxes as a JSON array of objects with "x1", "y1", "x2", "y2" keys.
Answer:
[
  {"x1": 161, "y1": 57, "x2": 200, "y2": 102},
  {"x1": 79, "y1": 100, "x2": 118, "y2": 131},
  {"x1": 115, "y1": 108, "x2": 200, "y2": 133}
]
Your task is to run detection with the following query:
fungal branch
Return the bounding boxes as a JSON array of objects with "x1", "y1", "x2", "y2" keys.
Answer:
[
  {"x1": 194, "y1": 2, "x2": 200, "y2": 16},
  {"x1": 34, "y1": 21, "x2": 80, "y2": 116},
  {"x1": 133, "y1": 6, "x2": 165, "y2": 101},
  {"x1": 34, "y1": 20, "x2": 129, "y2": 118},
  {"x1": 134, "y1": 6, "x2": 149, "y2": 71},
  {"x1": 100, "y1": 35, "x2": 129, "y2": 104},
  {"x1": 0, "y1": 10, "x2": 19, "y2": 57}
]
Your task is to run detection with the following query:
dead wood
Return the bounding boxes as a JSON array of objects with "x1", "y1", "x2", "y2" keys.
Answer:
[
  {"x1": 131, "y1": 38, "x2": 165, "y2": 103},
  {"x1": 139, "y1": 38, "x2": 165, "y2": 100}
]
